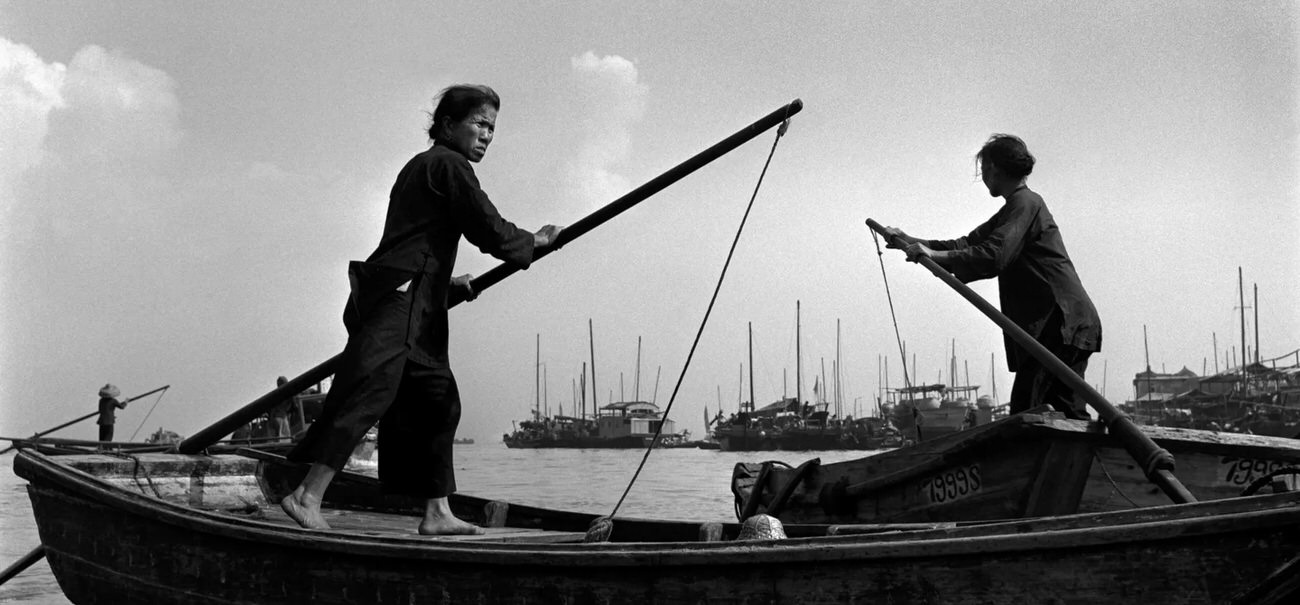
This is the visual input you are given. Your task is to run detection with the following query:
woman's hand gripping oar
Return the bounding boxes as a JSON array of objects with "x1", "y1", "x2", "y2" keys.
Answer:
[{"x1": 865, "y1": 218, "x2": 1196, "y2": 505}]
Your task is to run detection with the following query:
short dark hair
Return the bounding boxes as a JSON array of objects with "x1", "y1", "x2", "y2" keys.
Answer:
[
  {"x1": 976, "y1": 134, "x2": 1035, "y2": 179},
  {"x1": 426, "y1": 84, "x2": 500, "y2": 141}
]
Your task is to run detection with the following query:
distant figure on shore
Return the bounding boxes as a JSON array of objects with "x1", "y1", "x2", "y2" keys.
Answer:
[
  {"x1": 97, "y1": 384, "x2": 127, "y2": 442},
  {"x1": 281, "y1": 84, "x2": 562, "y2": 535},
  {"x1": 883, "y1": 134, "x2": 1100, "y2": 420}
]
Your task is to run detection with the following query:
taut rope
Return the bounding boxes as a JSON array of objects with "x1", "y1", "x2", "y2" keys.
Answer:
[
  {"x1": 868, "y1": 230, "x2": 913, "y2": 391},
  {"x1": 603, "y1": 113, "x2": 796, "y2": 526}
]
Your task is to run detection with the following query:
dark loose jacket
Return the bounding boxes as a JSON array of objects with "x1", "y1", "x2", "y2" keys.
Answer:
[
  {"x1": 924, "y1": 186, "x2": 1101, "y2": 371},
  {"x1": 346, "y1": 144, "x2": 535, "y2": 368},
  {"x1": 97, "y1": 397, "x2": 125, "y2": 426}
]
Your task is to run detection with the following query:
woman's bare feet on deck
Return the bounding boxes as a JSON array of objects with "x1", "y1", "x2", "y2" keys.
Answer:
[
  {"x1": 418, "y1": 515, "x2": 484, "y2": 535},
  {"x1": 281, "y1": 489, "x2": 331, "y2": 530}
]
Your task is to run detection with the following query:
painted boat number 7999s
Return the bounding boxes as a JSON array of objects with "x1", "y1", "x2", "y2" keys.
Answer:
[{"x1": 922, "y1": 465, "x2": 982, "y2": 504}]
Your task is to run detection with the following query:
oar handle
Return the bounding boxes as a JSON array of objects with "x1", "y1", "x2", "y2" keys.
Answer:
[
  {"x1": 864, "y1": 218, "x2": 1196, "y2": 505},
  {"x1": 177, "y1": 99, "x2": 804, "y2": 454}
]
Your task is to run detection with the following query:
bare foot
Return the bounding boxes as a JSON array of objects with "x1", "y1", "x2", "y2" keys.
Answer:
[
  {"x1": 280, "y1": 492, "x2": 331, "y2": 530},
  {"x1": 418, "y1": 516, "x2": 484, "y2": 536}
]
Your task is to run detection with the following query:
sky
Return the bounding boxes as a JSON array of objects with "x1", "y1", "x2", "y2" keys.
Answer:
[{"x1": 1, "y1": 1, "x2": 1296, "y2": 446}]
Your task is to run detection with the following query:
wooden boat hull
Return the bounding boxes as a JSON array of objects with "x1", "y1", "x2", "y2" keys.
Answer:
[
  {"x1": 732, "y1": 410, "x2": 1300, "y2": 525},
  {"x1": 15, "y1": 448, "x2": 1300, "y2": 604}
]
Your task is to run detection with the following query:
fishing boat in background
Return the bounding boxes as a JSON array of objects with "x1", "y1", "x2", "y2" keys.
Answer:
[
  {"x1": 13, "y1": 445, "x2": 1300, "y2": 604},
  {"x1": 503, "y1": 326, "x2": 689, "y2": 449},
  {"x1": 710, "y1": 397, "x2": 903, "y2": 451},
  {"x1": 881, "y1": 383, "x2": 1004, "y2": 445},
  {"x1": 1124, "y1": 352, "x2": 1300, "y2": 438},
  {"x1": 731, "y1": 406, "x2": 1300, "y2": 524},
  {"x1": 711, "y1": 308, "x2": 904, "y2": 452},
  {"x1": 503, "y1": 400, "x2": 685, "y2": 449}
]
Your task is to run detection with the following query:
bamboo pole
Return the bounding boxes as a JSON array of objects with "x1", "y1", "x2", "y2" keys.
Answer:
[
  {"x1": 176, "y1": 99, "x2": 803, "y2": 454},
  {"x1": 865, "y1": 218, "x2": 1195, "y2": 505}
]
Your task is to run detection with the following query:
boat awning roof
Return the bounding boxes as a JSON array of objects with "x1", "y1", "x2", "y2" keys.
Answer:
[{"x1": 601, "y1": 401, "x2": 660, "y2": 413}]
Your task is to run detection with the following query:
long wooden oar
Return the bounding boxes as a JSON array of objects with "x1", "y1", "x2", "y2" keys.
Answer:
[
  {"x1": 0, "y1": 546, "x2": 44, "y2": 587},
  {"x1": 177, "y1": 99, "x2": 804, "y2": 454},
  {"x1": 0, "y1": 385, "x2": 170, "y2": 455},
  {"x1": 864, "y1": 218, "x2": 1196, "y2": 505}
]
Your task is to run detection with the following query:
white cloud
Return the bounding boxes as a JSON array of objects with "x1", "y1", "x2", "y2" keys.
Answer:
[
  {"x1": 565, "y1": 51, "x2": 648, "y2": 209},
  {"x1": 0, "y1": 39, "x2": 181, "y2": 249},
  {"x1": 0, "y1": 39, "x2": 67, "y2": 206}
]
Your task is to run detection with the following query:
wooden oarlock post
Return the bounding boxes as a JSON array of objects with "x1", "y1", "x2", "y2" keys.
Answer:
[{"x1": 864, "y1": 218, "x2": 1196, "y2": 505}]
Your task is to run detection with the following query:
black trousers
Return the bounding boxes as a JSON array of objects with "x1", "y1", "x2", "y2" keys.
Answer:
[
  {"x1": 289, "y1": 290, "x2": 462, "y2": 498},
  {"x1": 1009, "y1": 312, "x2": 1092, "y2": 420},
  {"x1": 98, "y1": 425, "x2": 114, "y2": 442}
]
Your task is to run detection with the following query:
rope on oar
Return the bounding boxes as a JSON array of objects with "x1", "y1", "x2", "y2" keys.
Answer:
[
  {"x1": 587, "y1": 111, "x2": 797, "y2": 543},
  {"x1": 868, "y1": 230, "x2": 913, "y2": 391},
  {"x1": 128, "y1": 386, "x2": 172, "y2": 442}
]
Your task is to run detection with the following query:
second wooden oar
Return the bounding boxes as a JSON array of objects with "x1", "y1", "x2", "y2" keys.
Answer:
[
  {"x1": 864, "y1": 218, "x2": 1196, "y2": 505},
  {"x1": 177, "y1": 99, "x2": 804, "y2": 454}
]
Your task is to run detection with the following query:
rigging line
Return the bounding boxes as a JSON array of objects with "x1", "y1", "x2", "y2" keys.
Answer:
[
  {"x1": 608, "y1": 116, "x2": 794, "y2": 520},
  {"x1": 868, "y1": 231, "x2": 913, "y2": 391},
  {"x1": 128, "y1": 387, "x2": 172, "y2": 442}
]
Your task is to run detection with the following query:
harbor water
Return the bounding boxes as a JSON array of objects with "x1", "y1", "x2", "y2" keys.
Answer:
[{"x1": 0, "y1": 444, "x2": 880, "y2": 604}]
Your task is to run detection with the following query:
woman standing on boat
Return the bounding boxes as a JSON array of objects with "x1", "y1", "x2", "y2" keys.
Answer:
[
  {"x1": 883, "y1": 134, "x2": 1100, "y2": 420},
  {"x1": 283, "y1": 84, "x2": 563, "y2": 534}
]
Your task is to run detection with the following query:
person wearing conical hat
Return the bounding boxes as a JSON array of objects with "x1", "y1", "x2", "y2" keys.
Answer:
[{"x1": 97, "y1": 383, "x2": 128, "y2": 442}]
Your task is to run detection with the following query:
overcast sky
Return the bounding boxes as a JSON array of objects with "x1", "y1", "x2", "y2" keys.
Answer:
[{"x1": 2, "y1": 1, "x2": 1296, "y2": 445}]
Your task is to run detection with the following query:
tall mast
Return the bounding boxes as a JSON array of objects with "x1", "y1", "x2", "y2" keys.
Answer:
[
  {"x1": 653, "y1": 366, "x2": 661, "y2": 404},
  {"x1": 635, "y1": 335, "x2": 642, "y2": 401},
  {"x1": 1239, "y1": 267, "x2": 1248, "y2": 391},
  {"x1": 737, "y1": 364, "x2": 743, "y2": 407},
  {"x1": 990, "y1": 352, "x2": 998, "y2": 403},
  {"x1": 748, "y1": 321, "x2": 755, "y2": 413},
  {"x1": 1254, "y1": 283, "x2": 1260, "y2": 364},
  {"x1": 589, "y1": 319, "x2": 598, "y2": 412},
  {"x1": 1213, "y1": 332, "x2": 1220, "y2": 374},
  {"x1": 1142, "y1": 324, "x2": 1151, "y2": 400},
  {"x1": 836, "y1": 318, "x2": 842, "y2": 417},
  {"x1": 535, "y1": 333, "x2": 541, "y2": 420},
  {"x1": 796, "y1": 300, "x2": 803, "y2": 414},
  {"x1": 820, "y1": 358, "x2": 828, "y2": 406}
]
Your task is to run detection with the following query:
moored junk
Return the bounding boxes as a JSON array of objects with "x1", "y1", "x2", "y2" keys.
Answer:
[
  {"x1": 881, "y1": 383, "x2": 1005, "y2": 445},
  {"x1": 503, "y1": 401, "x2": 686, "y2": 449},
  {"x1": 1123, "y1": 351, "x2": 1300, "y2": 436},
  {"x1": 711, "y1": 397, "x2": 905, "y2": 451}
]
